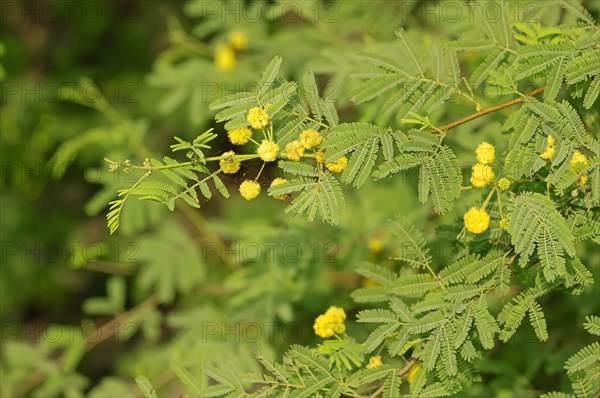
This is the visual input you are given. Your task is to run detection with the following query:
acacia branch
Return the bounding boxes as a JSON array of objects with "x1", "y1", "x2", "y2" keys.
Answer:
[
  {"x1": 17, "y1": 295, "x2": 160, "y2": 395},
  {"x1": 84, "y1": 294, "x2": 159, "y2": 351},
  {"x1": 430, "y1": 86, "x2": 545, "y2": 134},
  {"x1": 368, "y1": 358, "x2": 417, "y2": 398}
]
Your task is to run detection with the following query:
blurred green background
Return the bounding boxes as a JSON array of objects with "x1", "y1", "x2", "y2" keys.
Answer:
[{"x1": 1, "y1": 0, "x2": 599, "y2": 396}]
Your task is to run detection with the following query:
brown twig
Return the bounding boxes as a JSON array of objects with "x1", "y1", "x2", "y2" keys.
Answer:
[
  {"x1": 593, "y1": 388, "x2": 600, "y2": 398},
  {"x1": 368, "y1": 358, "x2": 417, "y2": 398},
  {"x1": 430, "y1": 86, "x2": 545, "y2": 134},
  {"x1": 17, "y1": 295, "x2": 160, "y2": 395},
  {"x1": 84, "y1": 294, "x2": 159, "y2": 351},
  {"x1": 178, "y1": 203, "x2": 239, "y2": 270}
]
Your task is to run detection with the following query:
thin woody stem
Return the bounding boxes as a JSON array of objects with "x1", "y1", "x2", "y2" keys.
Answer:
[
  {"x1": 430, "y1": 86, "x2": 545, "y2": 134},
  {"x1": 17, "y1": 295, "x2": 160, "y2": 395},
  {"x1": 368, "y1": 358, "x2": 417, "y2": 398}
]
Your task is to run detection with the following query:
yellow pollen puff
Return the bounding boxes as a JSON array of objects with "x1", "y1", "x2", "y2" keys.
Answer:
[
  {"x1": 285, "y1": 140, "x2": 305, "y2": 161},
  {"x1": 326, "y1": 156, "x2": 348, "y2": 173},
  {"x1": 366, "y1": 355, "x2": 383, "y2": 369},
  {"x1": 368, "y1": 238, "x2": 383, "y2": 253},
  {"x1": 315, "y1": 149, "x2": 326, "y2": 164},
  {"x1": 570, "y1": 150, "x2": 589, "y2": 186},
  {"x1": 464, "y1": 207, "x2": 491, "y2": 234},
  {"x1": 227, "y1": 126, "x2": 253, "y2": 145},
  {"x1": 470, "y1": 163, "x2": 495, "y2": 188},
  {"x1": 570, "y1": 150, "x2": 589, "y2": 168},
  {"x1": 407, "y1": 364, "x2": 422, "y2": 384},
  {"x1": 228, "y1": 30, "x2": 248, "y2": 50},
  {"x1": 362, "y1": 278, "x2": 378, "y2": 287},
  {"x1": 247, "y1": 107, "x2": 269, "y2": 129},
  {"x1": 299, "y1": 129, "x2": 323, "y2": 149},
  {"x1": 270, "y1": 178, "x2": 288, "y2": 200},
  {"x1": 239, "y1": 180, "x2": 261, "y2": 201},
  {"x1": 497, "y1": 177, "x2": 510, "y2": 190},
  {"x1": 313, "y1": 306, "x2": 347, "y2": 338},
  {"x1": 540, "y1": 135, "x2": 555, "y2": 160},
  {"x1": 257, "y1": 140, "x2": 279, "y2": 162},
  {"x1": 214, "y1": 44, "x2": 236, "y2": 71},
  {"x1": 499, "y1": 217, "x2": 509, "y2": 231},
  {"x1": 219, "y1": 151, "x2": 241, "y2": 174},
  {"x1": 475, "y1": 142, "x2": 495, "y2": 164},
  {"x1": 325, "y1": 306, "x2": 346, "y2": 323}
]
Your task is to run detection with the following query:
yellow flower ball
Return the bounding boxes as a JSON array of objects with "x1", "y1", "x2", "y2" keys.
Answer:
[
  {"x1": 497, "y1": 177, "x2": 510, "y2": 191},
  {"x1": 219, "y1": 151, "x2": 241, "y2": 174},
  {"x1": 499, "y1": 217, "x2": 509, "y2": 231},
  {"x1": 570, "y1": 150, "x2": 589, "y2": 168},
  {"x1": 362, "y1": 278, "x2": 378, "y2": 287},
  {"x1": 570, "y1": 150, "x2": 589, "y2": 186},
  {"x1": 407, "y1": 364, "x2": 422, "y2": 384},
  {"x1": 299, "y1": 129, "x2": 323, "y2": 149},
  {"x1": 313, "y1": 315, "x2": 335, "y2": 338},
  {"x1": 324, "y1": 306, "x2": 346, "y2": 323},
  {"x1": 367, "y1": 237, "x2": 383, "y2": 253},
  {"x1": 239, "y1": 180, "x2": 260, "y2": 201},
  {"x1": 539, "y1": 135, "x2": 555, "y2": 160},
  {"x1": 464, "y1": 207, "x2": 491, "y2": 234},
  {"x1": 269, "y1": 178, "x2": 288, "y2": 200},
  {"x1": 214, "y1": 44, "x2": 236, "y2": 71},
  {"x1": 257, "y1": 140, "x2": 279, "y2": 162},
  {"x1": 285, "y1": 140, "x2": 305, "y2": 161},
  {"x1": 326, "y1": 156, "x2": 348, "y2": 173},
  {"x1": 227, "y1": 126, "x2": 252, "y2": 145},
  {"x1": 366, "y1": 355, "x2": 383, "y2": 369},
  {"x1": 247, "y1": 107, "x2": 269, "y2": 129},
  {"x1": 228, "y1": 30, "x2": 248, "y2": 50},
  {"x1": 475, "y1": 142, "x2": 495, "y2": 164},
  {"x1": 313, "y1": 306, "x2": 347, "y2": 338},
  {"x1": 470, "y1": 163, "x2": 495, "y2": 188},
  {"x1": 315, "y1": 149, "x2": 326, "y2": 164}
]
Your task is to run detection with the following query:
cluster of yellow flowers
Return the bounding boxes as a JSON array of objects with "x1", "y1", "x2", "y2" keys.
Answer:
[
  {"x1": 219, "y1": 107, "x2": 290, "y2": 200},
  {"x1": 366, "y1": 355, "x2": 382, "y2": 369},
  {"x1": 313, "y1": 149, "x2": 348, "y2": 173},
  {"x1": 464, "y1": 207, "x2": 490, "y2": 234},
  {"x1": 326, "y1": 156, "x2": 348, "y2": 173},
  {"x1": 214, "y1": 30, "x2": 247, "y2": 71},
  {"x1": 540, "y1": 135, "x2": 555, "y2": 160},
  {"x1": 313, "y1": 306, "x2": 346, "y2": 338},
  {"x1": 222, "y1": 106, "x2": 355, "y2": 202},
  {"x1": 285, "y1": 129, "x2": 323, "y2": 161},
  {"x1": 570, "y1": 150, "x2": 589, "y2": 186},
  {"x1": 238, "y1": 178, "x2": 289, "y2": 202},
  {"x1": 470, "y1": 142, "x2": 495, "y2": 187}
]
